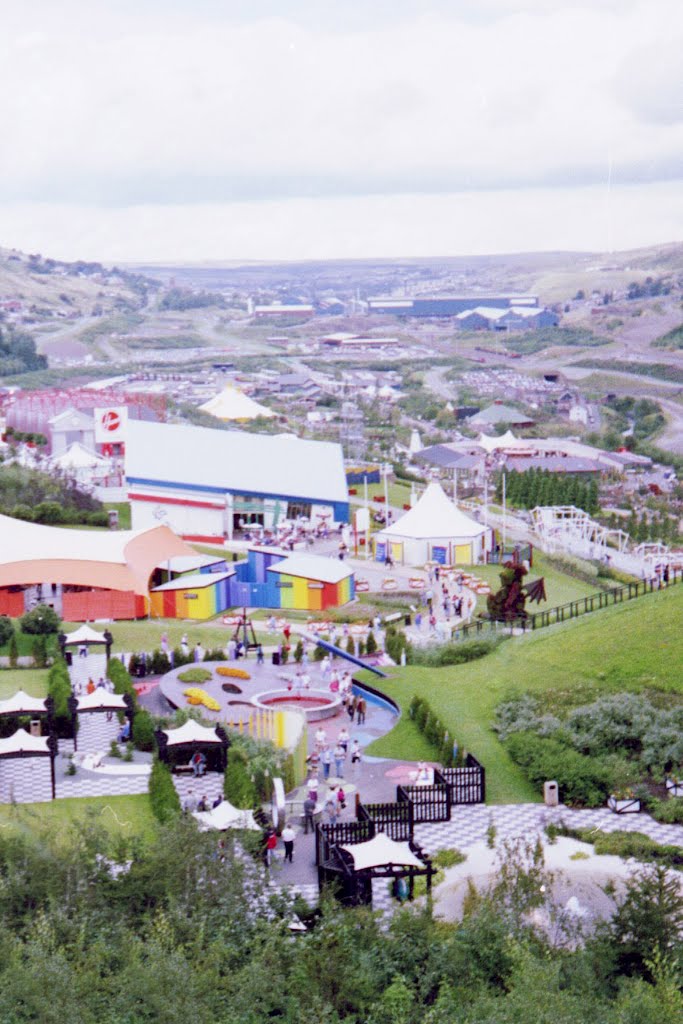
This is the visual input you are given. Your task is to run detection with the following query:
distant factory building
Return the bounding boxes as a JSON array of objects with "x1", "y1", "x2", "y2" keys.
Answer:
[
  {"x1": 456, "y1": 306, "x2": 558, "y2": 330},
  {"x1": 125, "y1": 420, "x2": 349, "y2": 544},
  {"x1": 319, "y1": 332, "x2": 400, "y2": 348},
  {"x1": 367, "y1": 295, "x2": 539, "y2": 317},
  {"x1": 253, "y1": 303, "x2": 315, "y2": 317}
]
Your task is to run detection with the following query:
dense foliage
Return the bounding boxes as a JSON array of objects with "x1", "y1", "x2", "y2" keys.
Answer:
[
  {"x1": 410, "y1": 636, "x2": 502, "y2": 667},
  {"x1": 0, "y1": 464, "x2": 103, "y2": 524},
  {"x1": 0, "y1": 324, "x2": 47, "y2": 375},
  {"x1": 47, "y1": 658, "x2": 73, "y2": 737},
  {"x1": 496, "y1": 469, "x2": 599, "y2": 515},
  {"x1": 148, "y1": 757, "x2": 181, "y2": 822},
  {"x1": 409, "y1": 695, "x2": 458, "y2": 766},
  {"x1": 496, "y1": 692, "x2": 683, "y2": 804},
  {"x1": 0, "y1": 820, "x2": 679, "y2": 1022},
  {"x1": 19, "y1": 603, "x2": 60, "y2": 635}
]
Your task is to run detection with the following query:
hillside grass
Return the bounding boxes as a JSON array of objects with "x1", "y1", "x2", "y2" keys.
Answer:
[
  {"x1": 0, "y1": 669, "x2": 49, "y2": 699},
  {"x1": 363, "y1": 584, "x2": 683, "y2": 803},
  {"x1": 0, "y1": 794, "x2": 157, "y2": 844}
]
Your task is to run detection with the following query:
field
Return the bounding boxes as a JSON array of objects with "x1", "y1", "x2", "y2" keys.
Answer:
[
  {"x1": 0, "y1": 669, "x2": 48, "y2": 699},
  {"x1": 0, "y1": 794, "x2": 157, "y2": 844},
  {"x1": 363, "y1": 584, "x2": 683, "y2": 803}
]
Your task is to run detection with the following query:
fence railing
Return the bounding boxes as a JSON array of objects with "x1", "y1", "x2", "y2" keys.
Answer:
[
  {"x1": 397, "y1": 771, "x2": 452, "y2": 824},
  {"x1": 442, "y1": 753, "x2": 486, "y2": 804},
  {"x1": 451, "y1": 569, "x2": 682, "y2": 643},
  {"x1": 357, "y1": 799, "x2": 413, "y2": 841},
  {"x1": 316, "y1": 819, "x2": 373, "y2": 866}
]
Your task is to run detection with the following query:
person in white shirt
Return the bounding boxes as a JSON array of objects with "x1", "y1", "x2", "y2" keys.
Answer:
[
  {"x1": 314, "y1": 726, "x2": 327, "y2": 750},
  {"x1": 281, "y1": 823, "x2": 296, "y2": 863}
]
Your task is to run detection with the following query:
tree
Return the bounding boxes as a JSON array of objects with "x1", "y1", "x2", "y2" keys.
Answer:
[
  {"x1": 604, "y1": 865, "x2": 683, "y2": 979},
  {"x1": 20, "y1": 604, "x2": 60, "y2": 635},
  {"x1": 0, "y1": 615, "x2": 13, "y2": 646}
]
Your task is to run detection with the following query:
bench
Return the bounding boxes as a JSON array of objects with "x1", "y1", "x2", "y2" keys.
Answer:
[{"x1": 172, "y1": 764, "x2": 195, "y2": 775}]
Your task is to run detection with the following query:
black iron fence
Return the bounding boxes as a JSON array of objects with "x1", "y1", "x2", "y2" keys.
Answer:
[
  {"x1": 442, "y1": 753, "x2": 486, "y2": 804},
  {"x1": 357, "y1": 799, "x2": 413, "y2": 841},
  {"x1": 397, "y1": 771, "x2": 452, "y2": 824},
  {"x1": 451, "y1": 569, "x2": 682, "y2": 643},
  {"x1": 315, "y1": 819, "x2": 373, "y2": 866}
]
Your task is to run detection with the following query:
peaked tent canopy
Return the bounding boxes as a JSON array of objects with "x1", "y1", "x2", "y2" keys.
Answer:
[
  {"x1": 477, "y1": 431, "x2": 531, "y2": 454},
  {"x1": 51, "y1": 442, "x2": 108, "y2": 471},
  {"x1": 163, "y1": 720, "x2": 223, "y2": 746},
  {"x1": 193, "y1": 800, "x2": 260, "y2": 831},
  {"x1": 199, "y1": 386, "x2": 275, "y2": 421},
  {"x1": 77, "y1": 691, "x2": 128, "y2": 712},
  {"x1": 0, "y1": 728, "x2": 50, "y2": 757},
  {"x1": 63, "y1": 624, "x2": 110, "y2": 647},
  {"x1": 374, "y1": 481, "x2": 491, "y2": 566},
  {"x1": 339, "y1": 833, "x2": 425, "y2": 871},
  {"x1": 0, "y1": 691, "x2": 48, "y2": 716}
]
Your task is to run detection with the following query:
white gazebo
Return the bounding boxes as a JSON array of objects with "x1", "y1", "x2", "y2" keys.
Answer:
[
  {"x1": 157, "y1": 719, "x2": 229, "y2": 773},
  {"x1": 0, "y1": 690, "x2": 48, "y2": 717},
  {"x1": 192, "y1": 799, "x2": 260, "y2": 832},
  {"x1": 339, "y1": 833, "x2": 426, "y2": 871},
  {"x1": 0, "y1": 728, "x2": 55, "y2": 803},
  {"x1": 374, "y1": 481, "x2": 492, "y2": 566}
]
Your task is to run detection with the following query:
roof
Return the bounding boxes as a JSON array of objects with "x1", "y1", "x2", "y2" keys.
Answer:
[
  {"x1": 477, "y1": 431, "x2": 531, "y2": 453},
  {"x1": 267, "y1": 554, "x2": 354, "y2": 584},
  {"x1": 163, "y1": 720, "x2": 223, "y2": 746},
  {"x1": 126, "y1": 420, "x2": 349, "y2": 506},
  {"x1": 456, "y1": 306, "x2": 508, "y2": 321},
  {"x1": 0, "y1": 690, "x2": 48, "y2": 716},
  {"x1": 0, "y1": 515, "x2": 196, "y2": 596},
  {"x1": 51, "y1": 442, "x2": 107, "y2": 470},
  {"x1": 48, "y1": 407, "x2": 94, "y2": 430},
  {"x1": 152, "y1": 570, "x2": 235, "y2": 593},
  {"x1": 165, "y1": 555, "x2": 226, "y2": 573},
  {"x1": 505, "y1": 456, "x2": 601, "y2": 474},
  {"x1": 339, "y1": 833, "x2": 424, "y2": 871},
  {"x1": 380, "y1": 482, "x2": 485, "y2": 540},
  {"x1": 0, "y1": 728, "x2": 50, "y2": 757},
  {"x1": 63, "y1": 624, "x2": 109, "y2": 646},
  {"x1": 193, "y1": 800, "x2": 260, "y2": 832},
  {"x1": 414, "y1": 444, "x2": 483, "y2": 470},
  {"x1": 470, "y1": 404, "x2": 535, "y2": 425},
  {"x1": 77, "y1": 691, "x2": 128, "y2": 712},
  {"x1": 199, "y1": 386, "x2": 275, "y2": 421}
]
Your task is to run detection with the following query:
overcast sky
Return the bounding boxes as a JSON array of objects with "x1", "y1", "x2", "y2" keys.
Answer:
[{"x1": 0, "y1": 0, "x2": 681, "y2": 262}]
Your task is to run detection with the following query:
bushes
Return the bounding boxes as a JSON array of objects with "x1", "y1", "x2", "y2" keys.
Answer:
[
  {"x1": 0, "y1": 615, "x2": 13, "y2": 646},
  {"x1": 648, "y1": 797, "x2": 683, "y2": 825},
  {"x1": 505, "y1": 731, "x2": 612, "y2": 807},
  {"x1": 107, "y1": 658, "x2": 138, "y2": 710},
  {"x1": 149, "y1": 649, "x2": 171, "y2": 675},
  {"x1": 409, "y1": 695, "x2": 457, "y2": 767},
  {"x1": 47, "y1": 659, "x2": 73, "y2": 738},
  {"x1": 224, "y1": 745, "x2": 258, "y2": 809},
  {"x1": 365, "y1": 630, "x2": 377, "y2": 655},
  {"x1": 385, "y1": 626, "x2": 411, "y2": 664},
  {"x1": 20, "y1": 604, "x2": 60, "y2": 635},
  {"x1": 149, "y1": 758, "x2": 181, "y2": 823},
  {"x1": 31, "y1": 635, "x2": 48, "y2": 668},
  {"x1": 411, "y1": 637, "x2": 502, "y2": 668},
  {"x1": 132, "y1": 709, "x2": 155, "y2": 753}
]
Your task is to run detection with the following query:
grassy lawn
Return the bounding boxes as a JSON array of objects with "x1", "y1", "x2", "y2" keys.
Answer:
[
  {"x1": 363, "y1": 584, "x2": 683, "y2": 804},
  {"x1": 469, "y1": 551, "x2": 600, "y2": 615},
  {"x1": 0, "y1": 668, "x2": 49, "y2": 699},
  {"x1": 0, "y1": 794, "x2": 157, "y2": 844},
  {"x1": 104, "y1": 501, "x2": 132, "y2": 530}
]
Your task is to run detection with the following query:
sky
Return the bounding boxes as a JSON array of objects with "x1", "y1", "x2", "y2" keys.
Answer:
[{"x1": 0, "y1": 0, "x2": 681, "y2": 263}]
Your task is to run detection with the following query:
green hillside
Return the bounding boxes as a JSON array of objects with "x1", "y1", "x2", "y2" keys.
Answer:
[{"x1": 365, "y1": 584, "x2": 683, "y2": 802}]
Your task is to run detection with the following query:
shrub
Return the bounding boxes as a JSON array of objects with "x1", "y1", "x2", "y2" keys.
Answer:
[
  {"x1": 47, "y1": 659, "x2": 72, "y2": 737},
  {"x1": 505, "y1": 731, "x2": 612, "y2": 807},
  {"x1": 0, "y1": 615, "x2": 14, "y2": 646},
  {"x1": 293, "y1": 640, "x2": 304, "y2": 663},
  {"x1": 149, "y1": 649, "x2": 171, "y2": 675},
  {"x1": 132, "y1": 709, "x2": 156, "y2": 752},
  {"x1": 177, "y1": 667, "x2": 212, "y2": 684},
  {"x1": 34, "y1": 500, "x2": 65, "y2": 524},
  {"x1": 649, "y1": 798, "x2": 683, "y2": 825},
  {"x1": 11, "y1": 504, "x2": 35, "y2": 522},
  {"x1": 107, "y1": 657, "x2": 138, "y2": 710},
  {"x1": 31, "y1": 635, "x2": 48, "y2": 668},
  {"x1": 20, "y1": 604, "x2": 60, "y2": 635},
  {"x1": 346, "y1": 636, "x2": 355, "y2": 657},
  {"x1": 87, "y1": 510, "x2": 109, "y2": 527},
  {"x1": 8, "y1": 633, "x2": 18, "y2": 668},
  {"x1": 411, "y1": 637, "x2": 502, "y2": 667},
  {"x1": 433, "y1": 847, "x2": 466, "y2": 868},
  {"x1": 171, "y1": 646, "x2": 193, "y2": 668},
  {"x1": 149, "y1": 758, "x2": 181, "y2": 823},
  {"x1": 365, "y1": 630, "x2": 377, "y2": 655},
  {"x1": 224, "y1": 746, "x2": 258, "y2": 809}
]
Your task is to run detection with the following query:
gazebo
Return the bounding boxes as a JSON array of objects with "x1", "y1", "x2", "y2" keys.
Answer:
[
  {"x1": 61, "y1": 625, "x2": 114, "y2": 661},
  {"x1": 70, "y1": 690, "x2": 133, "y2": 752},
  {"x1": 192, "y1": 799, "x2": 260, "y2": 832},
  {"x1": 0, "y1": 728, "x2": 57, "y2": 803},
  {"x1": 318, "y1": 828, "x2": 434, "y2": 907},
  {"x1": 155, "y1": 719, "x2": 229, "y2": 773},
  {"x1": 0, "y1": 690, "x2": 53, "y2": 739}
]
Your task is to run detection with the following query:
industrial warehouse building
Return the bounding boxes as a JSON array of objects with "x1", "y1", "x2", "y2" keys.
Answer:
[
  {"x1": 367, "y1": 295, "x2": 539, "y2": 316},
  {"x1": 125, "y1": 421, "x2": 350, "y2": 544}
]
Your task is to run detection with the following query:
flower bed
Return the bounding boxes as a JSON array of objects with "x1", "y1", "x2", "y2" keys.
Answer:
[
  {"x1": 183, "y1": 687, "x2": 221, "y2": 712},
  {"x1": 216, "y1": 666, "x2": 251, "y2": 680},
  {"x1": 608, "y1": 795, "x2": 641, "y2": 814}
]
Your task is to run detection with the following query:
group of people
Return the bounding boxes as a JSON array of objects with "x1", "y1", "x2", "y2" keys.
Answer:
[{"x1": 182, "y1": 789, "x2": 223, "y2": 814}]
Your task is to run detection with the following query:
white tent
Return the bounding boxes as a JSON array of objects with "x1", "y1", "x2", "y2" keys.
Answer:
[
  {"x1": 163, "y1": 720, "x2": 223, "y2": 746},
  {"x1": 51, "y1": 442, "x2": 108, "y2": 471},
  {"x1": 0, "y1": 690, "x2": 48, "y2": 716},
  {"x1": 0, "y1": 728, "x2": 50, "y2": 757},
  {"x1": 374, "y1": 481, "x2": 491, "y2": 566},
  {"x1": 192, "y1": 799, "x2": 260, "y2": 832},
  {"x1": 339, "y1": 833, "x2": 424, "y2": 871},
  {"x1": 477, "y1": 431, "x2": 531, "y2": 454},
  {"x1": 77, "y1": 690, "x2": 127, "y2": 712},
  {"x1": 199, "y1": 386, "x2": 274, "y2": 421},
  {"x1": 64, "y1": 624, "x2": 109, "y2": 647}
]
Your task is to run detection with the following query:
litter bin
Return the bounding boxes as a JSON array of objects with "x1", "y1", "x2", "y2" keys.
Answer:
[
  {"x1": 543, "y1": 780, "x2": 559, "y2": 807},
  {"x1": 404, "y1": 614, "x2": 412, "y2": 627},
  {"x1": 271, "y1": 651, "x2": 280, "y2": 666},
  {"x1": 30, "y1": 720, "x2": 41, "y2": 737},
  {"x1": 65, "y1": 651, "x2": 73, "y2": 667}
]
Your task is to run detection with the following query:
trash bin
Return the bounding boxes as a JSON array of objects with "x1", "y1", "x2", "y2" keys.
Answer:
[
  {"x1": 543, "y1": 780, "x2": 559, "y2": 807},
  {"x1": 30, "y1": 720, "x2": 41, "y2": 737},
  {"x1": 65, "y1": 651, "x2": 73, "y2": 667},
  {"x1": 404, "y1": 614, "x2": 412, "y2": 627},
  {"x1": 271, "y1": 651, "x2": 280, "y2": 666}
]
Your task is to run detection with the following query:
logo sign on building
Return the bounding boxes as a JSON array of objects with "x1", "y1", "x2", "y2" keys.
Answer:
[{"x1": 94, "y1": 406, "x2": 128, "y2": 443}]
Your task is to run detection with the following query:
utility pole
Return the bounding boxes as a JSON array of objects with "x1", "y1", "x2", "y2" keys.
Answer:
[{"x1": 502, "y1": 471, "x2": 507, "y2": 549}]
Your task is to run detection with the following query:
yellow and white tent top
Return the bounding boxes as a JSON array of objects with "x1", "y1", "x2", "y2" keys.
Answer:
[{"x1": 381, "y1": 482, "x2": 485, "y2": 540}]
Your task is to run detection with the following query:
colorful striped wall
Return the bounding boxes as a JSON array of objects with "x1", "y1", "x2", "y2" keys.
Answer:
[{"x1": 150, "y1": 575, "x2": 231, "y2": 620}]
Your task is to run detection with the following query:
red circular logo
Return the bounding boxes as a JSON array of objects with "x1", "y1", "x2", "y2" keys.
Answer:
[{"x1": 101, "y1": 410, "x2": 120, "y2": 432}]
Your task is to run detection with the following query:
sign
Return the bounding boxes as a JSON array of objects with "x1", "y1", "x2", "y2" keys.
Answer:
[
  {"x1": 183, "y1": 593, "x2": 199, "y2": 600},
  {"x1": 355, "y1": 507, "x2": 370, "y2": 531},
  {"x1": 94, "y1": 406, "x2": 128, "y2": 443}
]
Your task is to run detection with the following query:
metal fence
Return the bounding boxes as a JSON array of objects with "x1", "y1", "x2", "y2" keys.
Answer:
[
  {"x1": 397, "y1": 772, "x2": 452, "y2": 824},
  {"x1": 442, "y1": 754, "x2": 486, "y2": 804},
  {"x1": 357, "y1": 799, "x2": 413, "y2": 841}
]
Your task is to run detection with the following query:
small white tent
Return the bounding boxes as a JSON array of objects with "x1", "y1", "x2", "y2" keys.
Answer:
[
  {"x1": 374, "y1": 481, "x2": 491, "y2": 566},
  {"x1": 199, "y1": 386, "x2": 274, "y2": 422}
]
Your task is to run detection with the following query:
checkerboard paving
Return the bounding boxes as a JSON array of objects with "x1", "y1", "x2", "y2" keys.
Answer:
[{"x1": 173, "y1": 771, "x2": 224, "y2": 805}]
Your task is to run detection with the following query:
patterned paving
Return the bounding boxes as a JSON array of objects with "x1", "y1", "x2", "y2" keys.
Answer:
[{"x1": 173, "y1": 771, "x2": 224, "y2": 806}]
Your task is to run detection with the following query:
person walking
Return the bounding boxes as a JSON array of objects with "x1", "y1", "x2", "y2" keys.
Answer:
[
  {"x1": 350, "y1": 739, "x2": 362, "y2": 769},
  {"x1": 264, "y1": 828, "x2": 277, "y2": 868},
  {"x1": 302, "y1": 794, "x2": 316, "y2": 834},
  {"x1": 281, "y1": 823, "x2": 295, "y2": 863},
  {"x1": 321, "y1": 746, "x2": 332, "y2": 780},
  {"x1": 356, "y1": 696, "x2": 366, "y2": 726},
  {"x1": 338, "y1": 726, "x2": 350, "y2": 754},
  {"x1": 325, "y1": 788, "x2": 338, "y2": 824},
  {"x1": 333, "y1": 742, "x2": 346, "y2": 778}
]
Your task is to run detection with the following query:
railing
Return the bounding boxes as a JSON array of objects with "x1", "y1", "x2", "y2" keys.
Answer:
[
  {"x1": 315, "y1": 819, "x2": 373, "y2": 866},
  {"x1": 442, "y1": 754, "x2": 485, "y2": 804},
  {"x1": 450, "y1": 569, "x2": 682, "y2": 643},
  {"x1": 357, "y1": 799, "x2": 413, "y2": 841},
  {"x1": 397, "y1": 769, "x2": 452, "y2": 824}
]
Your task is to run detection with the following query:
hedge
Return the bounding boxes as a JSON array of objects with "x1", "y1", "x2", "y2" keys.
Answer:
[
  {"x1": 506, "y1": 731, "x2": 612, "y2": 807},
  {"x1": 224, "y1": 746, "x2": 258, "y2": 809},
  {"x1": 47, "y1": 659, "x2": 73, "y2": 738},
  {"x1": 409, "y1": 695, "x2": 458, "y2": 767},
  {"x1": 149, "y1": 758, "x2": 181, "y2": 823},
  {"x1": 411, "y1": 637, "x2": 502, "y2": 668},
  {"x1": 132, "y1": 709, "x2": 156, "y2": 753},
  {"x1": 107, "y1": 658, "x2": 138, "y2": 710}
]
